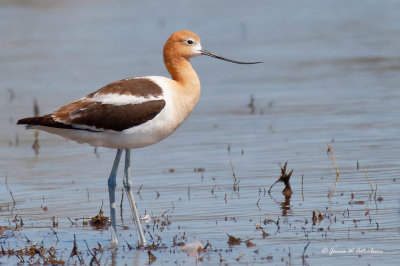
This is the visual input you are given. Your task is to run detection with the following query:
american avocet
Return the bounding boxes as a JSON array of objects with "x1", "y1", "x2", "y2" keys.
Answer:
[{"x1": 17, "y1": 30, "x2": 260, "y2": 247}]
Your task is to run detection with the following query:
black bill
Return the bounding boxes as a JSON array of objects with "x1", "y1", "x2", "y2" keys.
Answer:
[{"x1": 200, "y1": 49, "x2": 262, "y2": 64}]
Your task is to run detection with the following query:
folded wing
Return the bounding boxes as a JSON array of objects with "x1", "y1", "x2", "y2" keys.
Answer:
[{"x1": 18, "y1": 78, "x2": 166, "y2": 132}]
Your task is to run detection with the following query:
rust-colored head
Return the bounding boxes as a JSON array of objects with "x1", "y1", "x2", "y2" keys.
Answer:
[{"x1": 163, "y1": 30, "x2": 202, "y2": 61}]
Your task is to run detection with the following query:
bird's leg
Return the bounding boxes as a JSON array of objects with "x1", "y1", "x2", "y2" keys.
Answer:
[
  {"x1": 107, "y1": 149, "x2": 122, "y2": 246},
  {"x1": 123, "y1": 149, "x2": 147, "y2": 247}
]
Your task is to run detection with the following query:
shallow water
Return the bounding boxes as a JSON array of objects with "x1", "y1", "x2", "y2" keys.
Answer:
[{"x1": 1, "y1": 0, "x2": 400, "y2": 265}]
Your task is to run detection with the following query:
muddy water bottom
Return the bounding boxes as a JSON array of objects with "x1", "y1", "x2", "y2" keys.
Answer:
[{"x1": 2, "y1": 0, "x2": 400, "y2": 265}]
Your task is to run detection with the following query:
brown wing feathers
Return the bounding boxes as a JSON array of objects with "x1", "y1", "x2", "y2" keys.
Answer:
[
  {"x1": 17, "y1": 115, "x2": 86, "y2": 130},
  {"x1": 17, "y1": 78, "x2": 166, "y2": 132},
  {"x1": 87, "y1": 78, "x2": 162, "y2": 97}
]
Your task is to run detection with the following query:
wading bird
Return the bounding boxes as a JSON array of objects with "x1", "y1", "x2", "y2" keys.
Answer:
[{"x1": 18, "y1": 30, "x2": 260, "y2": 247}]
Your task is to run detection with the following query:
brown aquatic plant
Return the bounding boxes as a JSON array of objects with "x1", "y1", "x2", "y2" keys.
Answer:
[
  {"x1": 227, "y1": 234, "x2": 241, "y2": 246},
  {"x1": 245, "y1": 240, "x2": 256, "y2": 247},
  {"x1": 268, "y1": 162, "x2": 293, "y2": 195},
  {"x1": 70, "y1": 234, "x2": 79, "y2": 257},
  {"x1": 68, "y1": 234, "x2": 84, "y2": 264},
  {"x1": 312, "y1": 211, "x2": 324, "y2": 226},
  {"x1": 173, "y1": 234, "x2": 186, "y2": 247},
  {"x1": 3, "y1": 241, "x2": 65, "y2": 264},
  {"x1": 348, "y1": 193, "x2": 365, "y2": 205},
  {"x1": 148, "y1": 251, "x2": 157, "y2": 264},
  {"x1": 312, "y1": 211, "x2": 317, "y2": 225},
  {"x1": 50, "y1": 216, "x2": 58, "y2": 228},
  {"x1": 281, "y1": 193, "x2": 291, "y2": 216},
  {"x1": 262, "y1": 230, "x2": 270, "y2": 238},
  {"x1": 89, "y1": 204, "x2": 109, "y2": 229},
  {"x1": 255, "y1": 223, "x2": 269, "y2": 237}
]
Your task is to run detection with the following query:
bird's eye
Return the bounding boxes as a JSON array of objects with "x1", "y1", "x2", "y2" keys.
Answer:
[{"x1": 186, "y1": 39, "x2": 194, "y2": 45}]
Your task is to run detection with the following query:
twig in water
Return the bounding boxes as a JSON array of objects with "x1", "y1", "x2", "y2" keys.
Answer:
[
  {"x1": 302, "y1": 241, "x2": 310, "y2": 258},
  {"x1": 50, "y1": 216, "x2": 58, "y2": 228},
  {"x1": 125, "y1": 239, "x2": 134, "y2": 250},
  {"x1": 230, "y1": 160, "x2": 240, "y2": 193},
  {"x1": 211, "y1": 185, "x2": 216, "y2": 195},
  {"x1": 48, "y1": 227, "x2": 59, "y2": 242},
  {"x1": 137, "y1": 184, "x2": 143, "y2": 194},
  {"x1": 302, "y1": 242, "x2": 310, "y2": 266},
  {"x1": 5, "y1": 174, "x2": 16, "y2": 208},
  {"x1": 374, "y1": 183, "x2": 378, "y2": 210},
  {"x1": 67, "y1": 217, "x2": 76, "y2": 225},
  {"x1": 161, "y1": 209, "x2": 170, "y2": 217},
  {"x1": 8, "y1": 189, "x2": 16, "y2": 207},
  {"x1": 84, "y1": 240, "x2": 100, "y2": 266},
  {"x1": 327, "y1": 144, "x2": 339, "y2": 193},
  {"x1": 364, "y1": 169, "x2": 374, "y2": 193}
]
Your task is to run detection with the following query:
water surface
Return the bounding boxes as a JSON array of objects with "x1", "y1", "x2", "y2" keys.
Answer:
[{"x1": 1, "y1": 0, "x2": 400, "y2": 265}]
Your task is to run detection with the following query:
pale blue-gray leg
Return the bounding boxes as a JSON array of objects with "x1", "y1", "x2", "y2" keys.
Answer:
[
  {"x1": 123, "y1": 149, "x2": 147, "y2": 246},
  {"x1": 108, "y1": 149, "x2": 122, "y2": 246}
]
